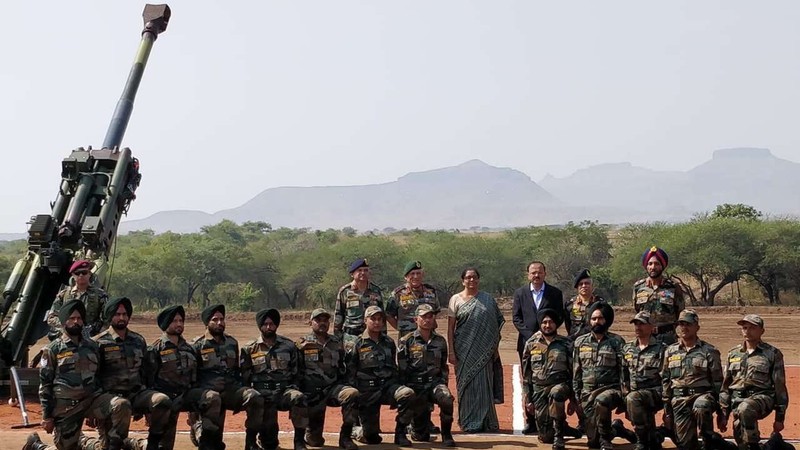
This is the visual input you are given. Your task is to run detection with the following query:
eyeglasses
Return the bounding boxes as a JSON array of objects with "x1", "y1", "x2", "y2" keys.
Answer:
[{"x1": 73, "y1": 271, "x2": 90, "y2": 276}]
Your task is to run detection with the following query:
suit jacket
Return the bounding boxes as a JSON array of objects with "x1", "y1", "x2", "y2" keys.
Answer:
[{"x1": 512, "y1": 282, "x2": 565, "y2": 359}]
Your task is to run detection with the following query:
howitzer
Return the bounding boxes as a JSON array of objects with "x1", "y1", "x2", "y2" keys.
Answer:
[{"x1": 0, "y1": 5, "x2": 170, "y2": 377}]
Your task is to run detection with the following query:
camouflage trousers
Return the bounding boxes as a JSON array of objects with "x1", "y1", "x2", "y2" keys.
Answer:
[
  {"x1": 84, "y1": 389, "x2": 171, "y2": 450},
  {"x1": 189, "y1": 386, "x2": 264, "y2": 448},
  {"x1": 304, "y1": 384, "x2": 360, "y2": 446},
  {"x1": 670, "y1": 392, "x2": 718, "y2": 450},
  {"x1": 730, "y1": 394, "x2": 774, "y2": 445},
  {"x1": 625, "y1": 388, "x2": 663, "y2": 431},
  {"x1": 257, "y1": 387, "x2": 308, "y2": 449},
  {"x1": 529, "y1": 382, "x2": 571, "y2": 443},
  {"x1": 356, "y1": 382, "x2": 416, "y2": 440},
  {"x1": 579, "y1": 386, "x2": 623, "y2": 443},
  {"x1": 409, "y1": 383, "x2": 454, "y2": 436},
  {"x1": 45, "y1": 392, "x2": 131, "y2": 450}
]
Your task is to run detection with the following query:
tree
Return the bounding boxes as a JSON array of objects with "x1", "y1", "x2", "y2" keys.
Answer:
[{"x1": 710, "y1": 203, "x2": 763, "y2": 221}]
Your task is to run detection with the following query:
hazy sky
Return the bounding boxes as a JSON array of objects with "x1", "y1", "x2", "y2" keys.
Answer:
[{"x1": 2, "y1": 1, "x2": 800, "y2": 232}]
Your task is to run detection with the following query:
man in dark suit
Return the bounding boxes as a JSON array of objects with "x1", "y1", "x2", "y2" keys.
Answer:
[{"x1": 512, "y1": 261, "x2": 566, "y2": 435}]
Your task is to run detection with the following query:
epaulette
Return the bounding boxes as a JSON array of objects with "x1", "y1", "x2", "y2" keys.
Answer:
[
  {"x1": 337, "y1": 283, "x2": 355, "y2": 296},
  {"x1": 399, "y1": 331, "x2": 414, "y2": 343},
  {"x1": 633, "y1": 278, "x2": 648, "y2": 288},
  {"x1": 392, "y1": 285, "x2": 408, "y2": 295},
  {"x1": 422, "y1": 283, "x2": 437, "y2": 291},
  {"x1": 368, "y1": 282, "x2": 383, "y2": 293}
]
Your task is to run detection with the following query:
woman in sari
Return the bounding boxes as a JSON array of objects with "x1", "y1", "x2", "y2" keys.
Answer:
[{"x1": 446, "y1": 267, "x2": 505, "y2": 433}]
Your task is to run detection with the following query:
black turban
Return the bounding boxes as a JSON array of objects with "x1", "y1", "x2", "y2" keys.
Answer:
[
  {"x1": 157, "y1": 305, "x2": 185, "y2": 331},
  {"x1": 536, "y1": 308, "x2": 564, "y2": 328},
  {"x1": 256, "y1": 308, "x2": 281, "y2": 328},
  {"x1": 104, "y1": 297, "x2": 133, "y2": 321},
  {"x1": 586, "y1": 301, "x2": 615, "y2": 329},
  {"x1": 59, "y1": 299, "x2": 86, "y2": 324},
  {"x1": 201, "y1": 304, "x2": 226, "y2": 325}
]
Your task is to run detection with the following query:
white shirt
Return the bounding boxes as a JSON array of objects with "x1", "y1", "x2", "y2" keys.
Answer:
[{"x1": 530, "y1": 283, "x2": 545, "y2": 310}]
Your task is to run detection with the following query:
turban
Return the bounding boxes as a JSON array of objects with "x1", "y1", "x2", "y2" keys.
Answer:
[
  {"x1": 256, "y1": 308, "x2": 281, "y2": 328},
  {"x1": 201, "y1": 304, "x2": 226, "y2": 325},
  {"x1": 157, "y1": 305, "x2": 185, "y2": 331},
  {"x1": 536, "y1": 308, "x2": 564, "y2": 328},
  {"x1": 59, "y1": 299, "x2": 86, "y2": 324},
  {"x1": 642, "y1": 246, "x2": 668, "y2": 268},
  {"x1": 587, "y1": 301, "x2": 615, "y2": 329},
  {"x1": 104, "y1": 297, "x2": 133, "y2": 321}
]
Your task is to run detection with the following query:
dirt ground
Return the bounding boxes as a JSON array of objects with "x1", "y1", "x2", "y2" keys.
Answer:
[{"x1": 2, "y1": 307, "x2": 798, "y2": 448}]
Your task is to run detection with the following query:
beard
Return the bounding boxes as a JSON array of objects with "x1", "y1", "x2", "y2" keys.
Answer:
[
  {"x1": 648, "y1": 268, "x2": 663, "y2": 279},
  {"x1": 112, "y1": 321, "x2": 128, "y2": 331},
  {"x1": 65, "y1": 324, "x2": 83, "y2": 337},
  {"x1": 262, "y1": 330, "x2": 277, "y2": 340},
  {"x1": 209, "y1": 326, "x2": 225, "y2": 337},
  {"x1": 541, "y1": 328, "x2": 557, "y2": 337},
  {"x1": 591, "y1": 324, "x2": 608, "y2": 334}
]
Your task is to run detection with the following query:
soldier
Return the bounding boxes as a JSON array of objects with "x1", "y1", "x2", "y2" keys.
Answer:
[
  {"x1": 46, "y1": 260, "x2": 108, "y2": 340},
  {"x1": 621, "y1": 311, "x2": 666, "y2": 450},
  {"x1": 88, "y1": 298, "x2": 171, "y2": 450},
  {"x1": 633, "y1": 246, "x2": 685, "y2": 345},
  {"x1": 334, "y1": 258, "x2": 384, "y2": 349},
  {"x1": 521, "y1": 308, "x2": 577, "y2": 450},
  {"x1": 241, "y1": 309, "x2": 308, "y2": 450},
  {"x1": 661, "y1": 310, "x2": 724, "y2": 450},
  {"x1": 296, "y1": 308, "x2": 359, "y2": 450},
  {"x1": 386, "y1": 261, "x2": 441, "y2": 338},
  {"x1": 25, "y1": 300, "x2": 131, "y2": 450},
  {"x1": 192, "y1": 304, "x2": 264, "y2": 450},
  {"x1": 397, "y1": 304, "x2": 455, "y2": 447},
  {"x1": 572, "y1": 302, "x2": 625, "y2": 450},
  {"x1": 346, "y1": 306, "x2": 416, "y2": 447},
  {"x1": 564, "y1": 268, "x2": 606, "y2": 342},
  {"x1": 719, "y1": 314, "x2": 789, "y2": 450}
]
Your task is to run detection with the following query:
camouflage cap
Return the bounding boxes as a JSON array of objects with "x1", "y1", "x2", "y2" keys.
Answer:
[
  {"x1": 310, "y1": 308, "x2": 331, "y2": 320},
  {"x1": 415, "y1": 304, "x2": 435, "y2": 316},
  {"x1": 629, "y1": 311, "x2": 652, "y2": 324},
  {"x1": 364, "y1": 305, "x2": 384, "y2": 318},
  {"x1": 736, "y1": 314, "x2": 764, "y2": 328},
  {"x1": 677, "y1": 309, "x2": 699, "y2": 324}
]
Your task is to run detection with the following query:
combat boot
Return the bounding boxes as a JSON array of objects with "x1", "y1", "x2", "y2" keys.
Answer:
[
  {"x1": 599, "y1": 434, "x2": 614, "y2": 450},
  {"x1": 564, "y1": 423, "x2": 583, "y2": 439},
  {"x1": 612, "y1": 419, "x2": 637, "y2": 443},
  {"x1": 552, "y1": 420, "x2": 565, "y2": 450},
  {"x1": 108, "y1": 437, "x2": 125, "y2": 450},
  {"x1": 23, "y1": 432, "x2": 46, "y2": 450},
  {"x1": 294, "y1": 428, "x2": 309, "y2": 450},
  {"x1": 145, "y1": 433, "x2": 162, "y2": 450},
  {"x1": 394, "y1": 422, "x2": 413, "y2": 447},
  {"x1": 339, "y1": 424, "x2": 358, "y2": 450},
  {"x1": 633, "y1": 427, "x2": 649, "y2": 450},
  {"x1": 440, "y1": 420, "x2": 456, "y2": 448}
]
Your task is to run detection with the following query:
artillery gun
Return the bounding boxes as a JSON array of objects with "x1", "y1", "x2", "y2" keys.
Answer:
[{"x1": 0, "y1": 5, "x2": 171, "y2": 404}]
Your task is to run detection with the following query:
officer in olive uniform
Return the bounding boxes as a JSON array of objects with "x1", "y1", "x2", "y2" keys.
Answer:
[
  {"x1": 192, "y1": 304, "x2": 264, "y2": 450},
  {"x1": 572, "y1": 302, "x2": 625, "y2": 450},
  {"x1": 522, "y1": 308, "x2": 576, "y2": 450},
  {"x1": 661, "y1": 310, "x2": 724, "y2": 450},
  {"x1": 334, "y1": 258, "x2": 384, "y2": 349},
  {"x1": 27, "y1": 300, "x2": 131, "y2": 450},
  {"x1": 47, "y1": 260, "x2": 109, "y2": 340},
  {"x1": 564, "y1": 269, "x2": 606, "y2": 342},
  {"x1": 346, "y1": 306, "x2": 416, "y2": 447},
  {"x1": 296, "y1": 308, "x2": 359, "y2": 450},
  {"x1": 241, "y1": 309, "x2": 308, "y2": 450},
  {"x1": 621, "y1": 311, "x2": 667, "y2": 450},
  {"x1": 719, "y1": 314, "x2": 789, "y2": 450},
  {"x1": 397, "y1": 304, "x2": 455, "y2": 447},
  {"x1": 633, "y1": 247, "x2": 685, "y2": 345},
  {"x1": 91, "y1": 298, "x2": 171, "y2": 450},
  {"x1": 387, "y1": 261, "x2": 441, "y2": 339}
]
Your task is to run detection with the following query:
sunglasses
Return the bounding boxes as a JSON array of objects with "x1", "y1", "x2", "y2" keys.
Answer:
[{"x1": 73, "y1": 271, "x2": 90, "y2": 276}]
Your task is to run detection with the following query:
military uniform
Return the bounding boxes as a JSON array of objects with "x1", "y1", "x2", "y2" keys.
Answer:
[
  {"x1": 241, "y1": 335, "x2": 308, "y2": 450},
  {"x1": 387, "y1": 283, "x2": 440, "y2": 338},
  {"x1": 720, "y1": 339, "x2": 789, "y2": 447},
  {"x1": 334, "y1": 282, "x2": 384, "y2": 348},
  {"x1": 522, "y1": 331, "x2": 573, "y2": 445},
  {"x1": 662, "y1": 339, "x2": 723, "y2": 450},
  {"x1": 47, "y1": 286, "x2": 108, "y2": 340},
  {"x1": 621, "y1": 336, "x2": 666, "y2": 448},
  {"x1": 632, "y1": 278, "x2": 684, "y2": 345},
  {"x1": 572, "y1": 331, "x2": 626, "y2": 448},
  {"x1": 564, "y1": 296, "x2": 605, "y2": 341},
  {"x1": 296, "y1": 331, "x2": 359, "y2": 448}
]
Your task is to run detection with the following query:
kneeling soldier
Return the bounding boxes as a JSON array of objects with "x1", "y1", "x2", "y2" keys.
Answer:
[{"x1": 398, "y1": 304, "x2": 455, "y2": 447}]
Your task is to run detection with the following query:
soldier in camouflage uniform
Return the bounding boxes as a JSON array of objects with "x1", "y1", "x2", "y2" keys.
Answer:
[
  {"x1": 334, "y1": 258, "x2": 384, "y2": 350},
  {"x1": 46, "y1": 260, "x2": 108, "y2": 341},
  {"x1": 572, "y1": 302, "x2": 625, "y2": 450},
  {"x1": 387, "y1": 261, "x2": 440, "y2": 338},
  {"x1": 633, "y1": 246, "x2": 685, "y2": 345},
  {"x1": 564, "y1": 268, "x2": 606, "y2": 342},
  {"x1": 346, "y1": 306, "x2": 416, "y2": 447},
  {"x1": 621, "y1": 311, "x2": 666, "y2": 450},
  {"x1": 661, "y1": 310, "x2": 724, "y2": 450},
  {"x1": 25, "y1": 300, "x2": 131, "y2": 450},
  {"x1": 295, "y1": 308, "x2": 359, "y2": 450},
  {"x1": 719, "y1": 314, "x2": 789, "y2": 450},
  {"x1": 241, "y1": 309, "x2": 308, "y2": 450},
  {"x1": 191, "y1": 304, "x2": 264, "y2": 450},
  {"x1": 522, "y1": 308, "x2": 576, "y2": 450},
  {"x1": 397, "y1": 304, "x2": 455, "y2": 447}
]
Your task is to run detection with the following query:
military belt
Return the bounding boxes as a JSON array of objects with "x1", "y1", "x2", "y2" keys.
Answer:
[
  {"x1": 357, "y1": 378, "x2": 385, "y2": 390},
  {"x1": 672, "y1": 386, "x2": 711, "y2": 397},
  {"x1": 653, "y1": 324, "x2": 675, "y2": 335},
  {"x1": 410, "y1": 375, "x2": 433, "y2": 384},
  {"x1": 254, "y1": 381, "x2": 287, "y2": 391},
  {"x1": 732, "y1": 388, "x2": 768, "y2": 399}
]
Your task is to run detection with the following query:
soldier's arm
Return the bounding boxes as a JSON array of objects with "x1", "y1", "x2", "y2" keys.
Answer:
[
  {"x1": 521, "y1": 341, "x2": 532, "y2": 400},
  {"x1": 719, "y1": 352, "x2": 733, "y2": 418},
  {"x1": 388, "y1": 339, "x2": 400, "y2": 382},
  {"x1": 38, "y1": 347, "x2": 57, "y2": 420},
  {"x1": 563, "y1": 301, "x2": 573, "y2": 335},
  {"x1": 661, "y1": 352, "x2": 673, "y2": 417},
  {"x1": 344, "y1": 340, "x2": 358, "y2": 381},
  {"x1": 46, "y1": 294, "x2": 65, "y2": 330},
  {"x1": 773, "y1": 348, "x2": 788, "y2": 423},
  {"x1": 333, "y1": 291, "x2": 345, "y2": 337},
  {"x1": 572, "y1": 342, "x2": 582, "y2": 399},
  {"x1": 385, "y1": 292, "x2": 399, "y2": 330},
  {"x1": 96, "y1": 291, "x2": 109, "y2": 329},
  {"x1": 396, "y1": 337, "x2": 409, "y2": 384},
  {"x1": 708, "y1": 347, "x2": 723, "y2": 399},
  {"x1": 239, "y1": 346, "x2": 252, "y2": 386},
  {"x1": 673, "y1": 282, "x2": 685, "y2": 315},
  {"x1": 288, "y1": 343, "x2": 301, "y2": 390},
  {"x1": 440, "y1": 341, "x2": 449, "y2": 382},
  {"x1": 616, "y1": 338, "x2": 626, "y2": 390},
  {"x1": 620, "y1": 346, "x2": 631, "y2": 392}
]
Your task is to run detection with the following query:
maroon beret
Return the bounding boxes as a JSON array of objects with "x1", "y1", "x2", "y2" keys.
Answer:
[{"x1": 69, "y1": 260, "x2": 93, "y2": 274}]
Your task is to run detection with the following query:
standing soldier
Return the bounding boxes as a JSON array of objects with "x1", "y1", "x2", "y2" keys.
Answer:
[
  {"x1": 334, "y1": 258, "x2": 384, "y2": 350},
  {"x1": 192, "y1": 304, "x2": 264, "y2": 450},
  {"x1": 386, "y1": 261, "x2": 441, "y2": 338},
  {"x1": 633, "y1": 246, "x2": 685, "y2": 345},
  {"x1": 241, "y1": 309, "x2": 308, "y2": 450},
  {"x1": 661, "y1": 310, "x2": 724, "y2": 450},
  {"x1": 296, "y1": 308, "x2": 359, "y2": 450},
  {"x1": 397, "y1": 304, "x2": 455, "y2": 447},
  {"x1": 564, "y1": 269, "x2": 606, "y2": 342},
  {"x1": 719, "y1": 315, "x2": 789, "y2": 450},
  {"x1": 346, "y1": 306, "x2": 416, "y2": 447},
  {"x1": 46, "y1": 260, "x2": 108, "y2": 340},
  {"x1": 621, "y1": 311, "x2": 667, "y2": 450},
  {"x1": 25, "y1": 300, "x2": 131, "y2": 450},
  {"x1": 92, "y1": 298, "x2": 171, "y2": 450},
  {"x1": 572, "y1": 302, "x2": 625, "y2": 450},
  {"x1": 521, "y1": 308, "x2": 577, "y2": 450}
]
